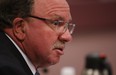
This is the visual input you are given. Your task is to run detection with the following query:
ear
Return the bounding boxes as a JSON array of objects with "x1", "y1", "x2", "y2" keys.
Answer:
[{"x1": 12, "y1": 18, "x2": 26, "y2": 41}]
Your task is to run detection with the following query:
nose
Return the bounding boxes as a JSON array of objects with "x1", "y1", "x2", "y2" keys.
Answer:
[{"x1": 58, "y1": 30, "x2": 72, "y2": 42}]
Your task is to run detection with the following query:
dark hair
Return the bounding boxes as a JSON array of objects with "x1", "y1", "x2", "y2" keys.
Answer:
[{"x1": 0, "y1": 0, "x2": 34, "y2": 29}]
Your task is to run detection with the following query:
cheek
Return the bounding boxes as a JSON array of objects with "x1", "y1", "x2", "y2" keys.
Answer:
[
  {"x1": 38, "y1": 31, "x2": 57, "y2": 55},
  {"x1": 40, "y1": 30, "x2": 56, "y2": 45},
  {"x1": 27, "y1": 24, "x2": 56, "y2": 49},
  {"x1": 27, "y1": 28, "x2": 58, "y2": 58},
  {"x1": 24, "y1": 23, "x2": 59, "y2": 65}
]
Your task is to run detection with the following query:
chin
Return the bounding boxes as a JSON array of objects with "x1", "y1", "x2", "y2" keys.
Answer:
[
  {"x1": 50, "y1": 58, "x2": 60, "y2": 65},
  {"x1": 46, "y1": 55, "x2": 61, "y2": 66}
]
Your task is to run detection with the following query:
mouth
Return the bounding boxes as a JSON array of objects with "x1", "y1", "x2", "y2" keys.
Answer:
[
  {"x1": 55, "y1": 48, "x2": 63, "y2": 51},
  {"x1": 52, "y1": 41, "x2": 65, "y2": 55},
  {"x1": 53, "y1": 46, "x2": 64, "y2": 55}
]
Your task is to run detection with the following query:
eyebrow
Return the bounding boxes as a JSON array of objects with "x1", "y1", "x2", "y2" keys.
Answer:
[
  {"x1": 51, "y1": 14, "x2": 64, "y2": 20},
  {"x1": 51, "y1": 14, "x2": 72, "y2": 22}
]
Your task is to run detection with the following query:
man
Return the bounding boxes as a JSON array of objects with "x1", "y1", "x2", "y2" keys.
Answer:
[{"x1": 0, "y1": 0, "x2": 75, "y2": 75}]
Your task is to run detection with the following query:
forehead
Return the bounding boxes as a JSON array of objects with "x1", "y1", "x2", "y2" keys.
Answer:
[{"x1": 32, "y1": 0, "x2": 71, "y2": 19}]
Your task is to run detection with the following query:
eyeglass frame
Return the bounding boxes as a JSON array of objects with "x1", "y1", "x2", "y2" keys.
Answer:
[{"x1": 26, "y1": 15, "x2": 75, "y2": 35}]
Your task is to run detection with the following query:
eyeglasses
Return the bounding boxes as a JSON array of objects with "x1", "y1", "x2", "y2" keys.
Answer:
[{"x1": 27, "y1": 15, "x2": 75, "y2": 35}]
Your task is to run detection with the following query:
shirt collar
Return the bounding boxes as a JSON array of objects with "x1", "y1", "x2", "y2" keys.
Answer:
[{"x1": 5, "y1": 34, "x2": 36, "y2": 75}]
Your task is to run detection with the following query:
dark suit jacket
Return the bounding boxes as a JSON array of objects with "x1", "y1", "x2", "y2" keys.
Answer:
[{"x1": 0, "y1": 30, "x2": 33, "y2": 75}]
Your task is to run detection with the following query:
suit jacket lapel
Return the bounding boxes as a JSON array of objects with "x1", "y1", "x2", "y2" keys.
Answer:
[{"x1": 0, "y1": 30, "x2": 33, "y2": 75}]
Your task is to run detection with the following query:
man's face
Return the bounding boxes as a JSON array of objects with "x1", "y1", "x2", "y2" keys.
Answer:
[{"x1": 23, "y1": 0, "x2": 72, "y2": 67}]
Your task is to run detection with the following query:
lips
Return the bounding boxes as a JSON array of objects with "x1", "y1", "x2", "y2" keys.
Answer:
[
  {"x1": 52, "y1": 41, "x2": 65, "y2": 55},
  {"x1": 56, "y1": 47, "x2": 63, "y2": 51},
  {"x1": 53, "y1": 46, "x2": 65, "y2": 55}
]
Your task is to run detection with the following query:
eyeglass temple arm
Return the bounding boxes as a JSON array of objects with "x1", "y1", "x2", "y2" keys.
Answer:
[{"x1": 28, "y1": 15, "x2": 47, "y2": 21}]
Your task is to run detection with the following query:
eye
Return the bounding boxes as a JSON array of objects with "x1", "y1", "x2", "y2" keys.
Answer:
[{"x1": 53, "y1": 20, "x2": 64, "y2": 26}]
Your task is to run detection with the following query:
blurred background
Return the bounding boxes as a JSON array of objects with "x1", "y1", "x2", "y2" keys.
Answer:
[{"x1": 39, "y1": 0, "x2": 116, "y2": 75}]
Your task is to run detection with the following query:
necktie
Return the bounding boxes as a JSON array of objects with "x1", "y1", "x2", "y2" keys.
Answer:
[{"x1": 35, "y1": 71, "x2": 40, "y2": 75}]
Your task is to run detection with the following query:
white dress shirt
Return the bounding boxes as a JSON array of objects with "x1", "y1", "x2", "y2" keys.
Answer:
[{"x1": 6, "y1": 34, "x2": 36, "y2": 75}]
